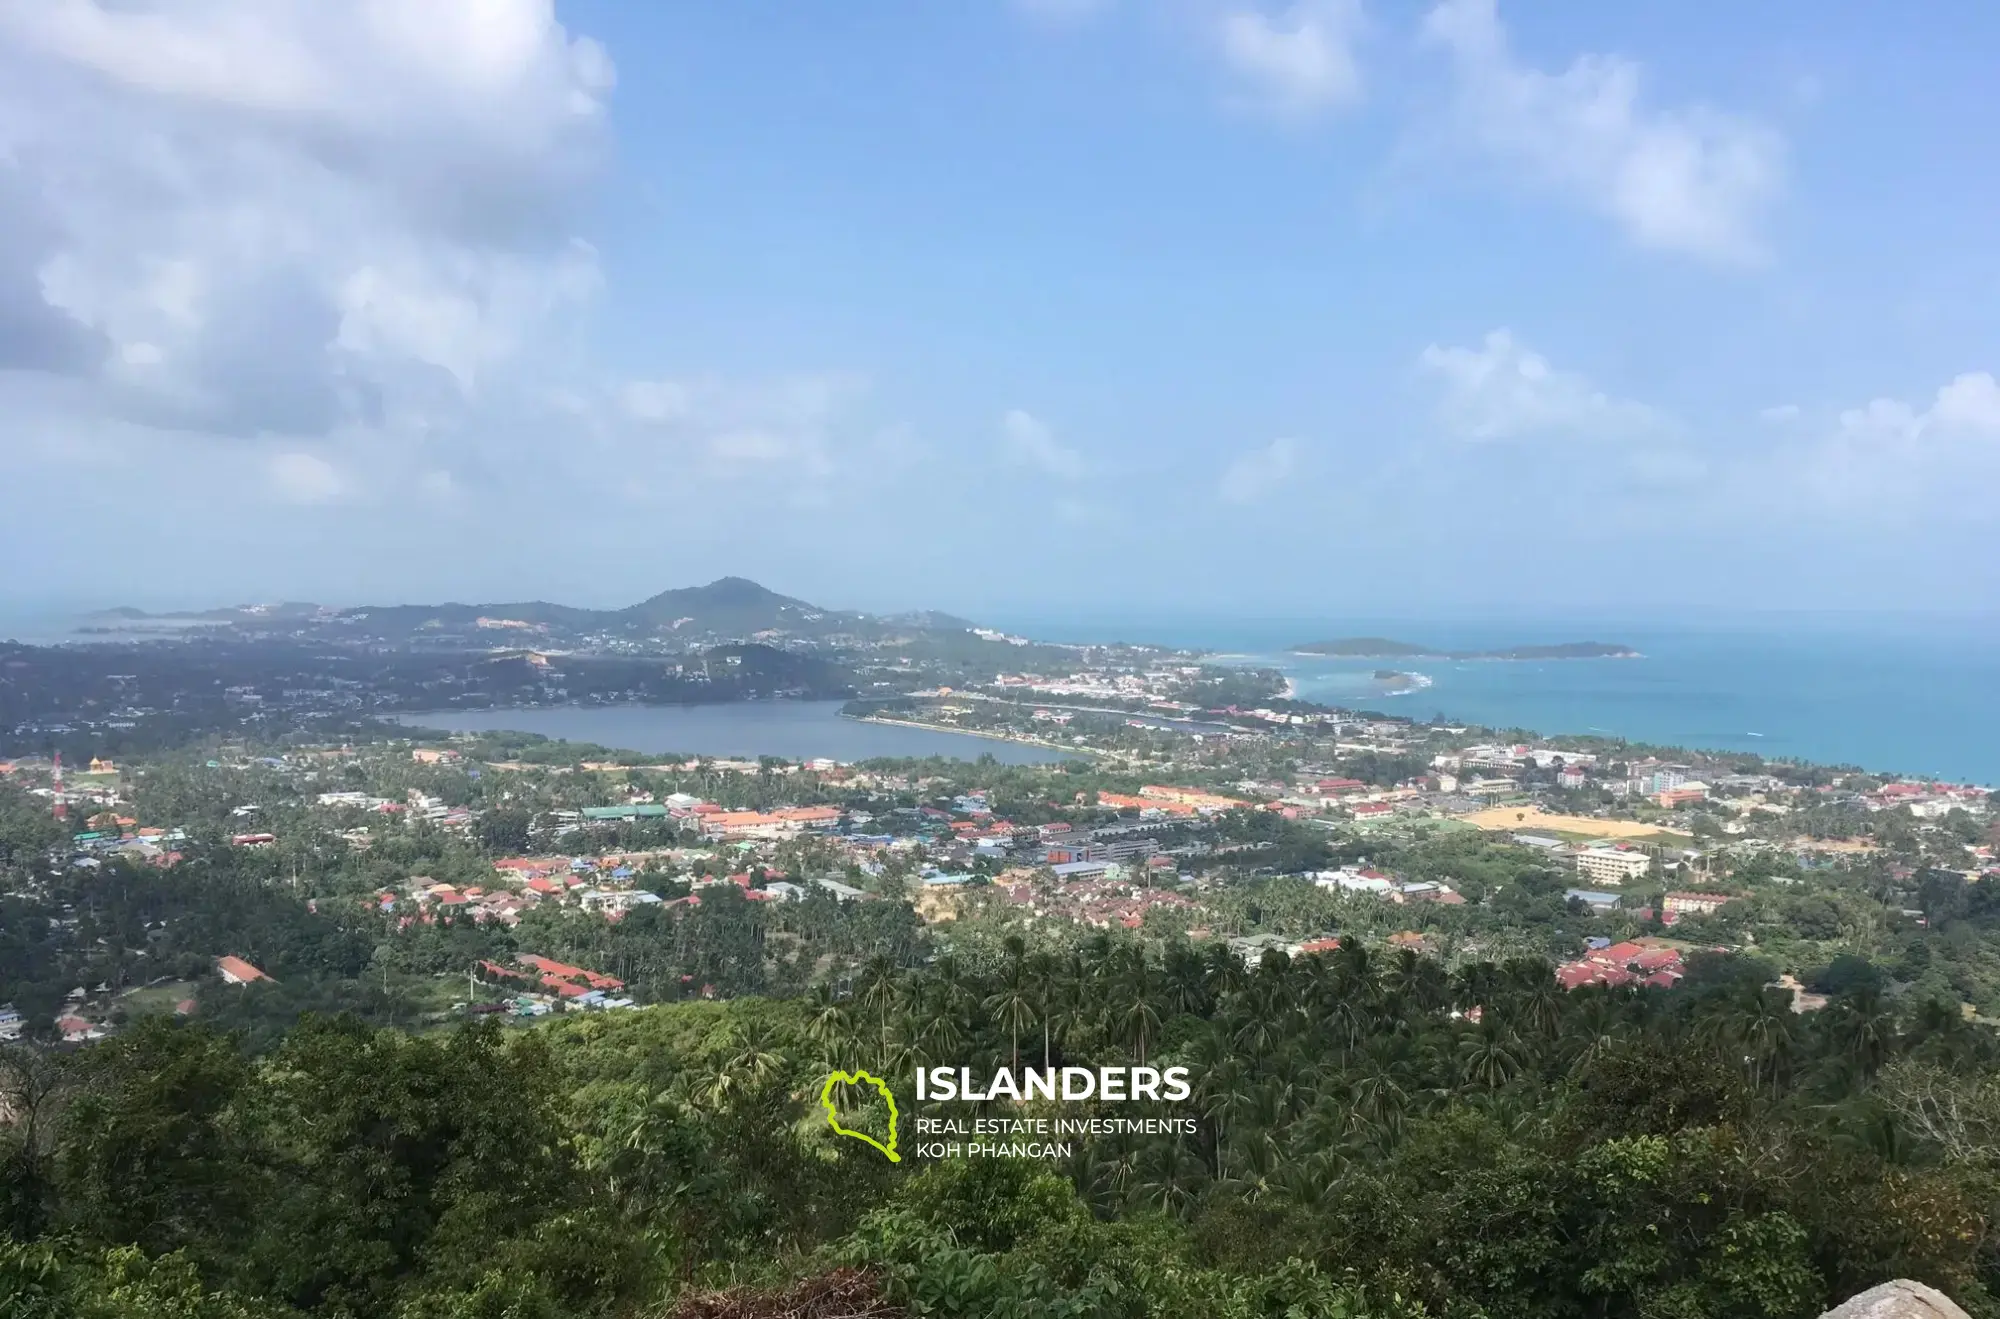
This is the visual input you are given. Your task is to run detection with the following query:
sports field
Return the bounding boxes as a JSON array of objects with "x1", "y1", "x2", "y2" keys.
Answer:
[{"x1": 1454, "y1": 805, "x2": 1689, "y2": 841}]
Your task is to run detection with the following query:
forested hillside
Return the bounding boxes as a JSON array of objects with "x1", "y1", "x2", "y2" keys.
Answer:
[{"x1": 5, "y1": 936, "x2": 1998, "y2": 1319}]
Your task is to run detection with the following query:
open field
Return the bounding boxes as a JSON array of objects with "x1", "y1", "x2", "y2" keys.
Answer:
[
  {"x1": 1454, "y1": 805, "x2": 1690, "y2": 842},
  {"x1": 116, "y1": 979, "x2": 198, "y2": 1016},
  {"x1": 1792, "y1": 836, "x2": 1881, "y2": 854}
]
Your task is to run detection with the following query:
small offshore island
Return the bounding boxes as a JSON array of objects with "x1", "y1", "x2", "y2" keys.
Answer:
[
  {"x1": 1294, "y1": 636, "x2": 1642, "y2": 660},
  {"x1": 1372, "y1": 668, "x2": 1435, "y2": 694}
]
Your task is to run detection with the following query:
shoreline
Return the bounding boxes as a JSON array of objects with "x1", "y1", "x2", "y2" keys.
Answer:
[
  {"x1": 1287, "y1": 650, "x2": 1643, "y2": 662},
  {"x1": 847, "y1": 713, "x2": 1096, "y2": 758}
]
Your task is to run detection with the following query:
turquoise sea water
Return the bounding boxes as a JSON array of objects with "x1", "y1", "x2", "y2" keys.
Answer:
[{"x1": 1000, "y1": 615, "x2": 2000, "y2": 785}]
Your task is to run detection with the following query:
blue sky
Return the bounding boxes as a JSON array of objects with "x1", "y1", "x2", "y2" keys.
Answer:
[{"x1": 1, "y1": 0, "x2": 1996, "y2": 622}]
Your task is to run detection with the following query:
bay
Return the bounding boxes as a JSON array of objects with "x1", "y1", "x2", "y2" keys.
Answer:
[
  {"x1": 1000, "y1": 614, "x2": 2000, "y2": 784},
  {"x1": 392, "y1": 701, "x2": 1078, "y2": 765}
]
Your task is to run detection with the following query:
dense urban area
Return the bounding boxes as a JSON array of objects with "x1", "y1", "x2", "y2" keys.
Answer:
[{"x1": 3, "y1": 581, "x2": 1998, "y2": 1319}]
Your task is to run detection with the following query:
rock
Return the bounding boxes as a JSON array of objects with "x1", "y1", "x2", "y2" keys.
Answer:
[{"x1": 1821, "y1": 1281, "x2": 1973, "y2": 1319}]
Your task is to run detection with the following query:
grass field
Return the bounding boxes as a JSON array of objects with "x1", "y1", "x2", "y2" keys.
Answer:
[
  {"x1": 116, "y1": 980, "x2": 198, "y2": 1016},
  {"x1": 1454, "y1": 805, "x2": 1690, "y2": 842}
]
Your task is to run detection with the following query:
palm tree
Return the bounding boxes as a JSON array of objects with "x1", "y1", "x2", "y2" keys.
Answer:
[
  {"x1": 1824, "y1": 984, "x2": 1896, "y2": 1079},
  {"x1": 1131, "y1": 1139, "x2": 1207, "y2": 1218},
  {"x1": 1162, "y1": 940, "x2": 1211, "y2": 1018},
  {"x1": 804, "y1": 983, "x2": 853, "y2": 1064},
  {"x1": 1113, "y1": 955, "x2": 1163, "y2": 1066},
  {"x1": 706, "y1": 1023, "x2": 785, "y2": 1107},
  {"x1": 1203, "y1": 940, "x2": 1247, "y2": 1003},
  {"x1": 1044, "y1": 951, "x2": 1093, "y2": 1061},
  {"x1": 1457, "y1": 1019, "x2": 1525, "y2": 1090},
  {"x1": 1452, "y1": 960, "x2": 1501, "y2": 1015},
  {"x1": 1725, "y1": 983, "x2": 1797, "y2": 1096},
  {"x1": 984, "y1": 969, "x2": 1037, "y2": 1073},
  {"x1": 857, "y1": 953, "x2": 900, "y2": 1069},
  {"x1": 1026, "y1": 950, "x2": 1061, "y2": 1068},
  {"x1": 913, "y1": 984, "x2": 969, "y2": 1064}
]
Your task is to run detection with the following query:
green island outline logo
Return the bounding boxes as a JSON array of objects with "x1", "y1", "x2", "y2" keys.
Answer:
[{"x1": 820, "y1": 1069, "x2": 901, "y2": 1162}]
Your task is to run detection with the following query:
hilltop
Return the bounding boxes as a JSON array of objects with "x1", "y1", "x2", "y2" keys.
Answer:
[{"x1": 84, "y1": 577, "x2": 942, "y2": 647}]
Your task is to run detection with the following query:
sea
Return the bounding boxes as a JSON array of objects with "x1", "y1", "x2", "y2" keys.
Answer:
[
  {"x1": 998, "y1": 614, "x2": 2000, "y2": 786},
  {"x1": 5, "y1": 606, "x2": 1996, "y2": 783}
]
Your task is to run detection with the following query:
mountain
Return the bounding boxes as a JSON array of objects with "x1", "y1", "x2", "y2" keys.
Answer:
[
  {"x1": 91, "y1": 579, "x2": 973, "y2": 647},
  {"x1": 616, "y1": 576, "x2": 877, "y2": 636},
  {"x1": 1292, "y1": 637, "x2": 1640, "y2": 660}
]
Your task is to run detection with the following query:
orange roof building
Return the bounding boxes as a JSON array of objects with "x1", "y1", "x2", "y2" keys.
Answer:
[{"x1": 216, "y1": 956, "x2": 270, "y2": 985}]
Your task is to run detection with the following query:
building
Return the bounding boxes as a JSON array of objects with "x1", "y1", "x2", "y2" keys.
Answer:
[
  {"x1": 1663, "y1": 890, "x2": 1735, "y2": 920},
  {"x1": 1656, "y1": 783, "x2": 1710, "y2": 808},
  {"x1": 1565, "y1": 888, "x2": 1623, "y2": 913},
  {"x1": 1575, "y1": 844, "x2": 1653, "y2": 886},
  {"x1": 1227, "y1": 932, "x2": 1295, "y2": 967},
  {"x1": 216, "y1": 955, "x2": 270, "y2": 985},
  {"x1": 581, "y1": 804, "x2": 671, "y2": 821},
  {"x1": 1314, "y1": 867, "x2": 1393, "y2": 895},
  {"x1": 812, "y1": 877, "x2": 867, "y2": 902}
]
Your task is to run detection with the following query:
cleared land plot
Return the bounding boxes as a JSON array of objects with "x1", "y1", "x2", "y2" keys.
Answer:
[{"x1": 1455, "y1": 805, "x2": 1689, "y2": 842}]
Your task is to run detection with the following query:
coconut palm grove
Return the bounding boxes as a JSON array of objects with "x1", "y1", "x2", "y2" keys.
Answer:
[{"x1": 5, "y1": 927, "x2": 1998, "y2": 1319}]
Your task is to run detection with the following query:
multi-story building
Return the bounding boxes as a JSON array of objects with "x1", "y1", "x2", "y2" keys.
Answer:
[
  {"x1": 1663, "y1": 890, "x2": 1734, "y2": 920},
  {"x1": 1574, "y1": 844, "x2": 1653, "y2": 886}
]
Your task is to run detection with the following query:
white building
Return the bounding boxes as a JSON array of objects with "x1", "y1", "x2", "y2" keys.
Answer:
[{"x1": 1575, "y1": 845, "x2": 1653, "y2": 886}]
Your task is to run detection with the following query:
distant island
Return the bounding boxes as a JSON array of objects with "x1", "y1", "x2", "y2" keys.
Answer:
[{"x1": 1294, "y1": 637, "x2": 1641, "y2": 660}]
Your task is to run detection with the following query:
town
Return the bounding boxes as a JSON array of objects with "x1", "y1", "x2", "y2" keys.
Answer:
[{"x1": 3, "y1": 663, "x2": 1993, "y2": 1044}]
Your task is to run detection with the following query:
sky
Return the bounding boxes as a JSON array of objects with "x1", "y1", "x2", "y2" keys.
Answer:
[{"x1": 1, "y1": 0, "x2": 1997, "y2": 623}]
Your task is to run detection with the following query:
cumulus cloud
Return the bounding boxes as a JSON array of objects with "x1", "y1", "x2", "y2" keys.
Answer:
[
  {"x1": 1836, "y1": 372, "x2": 2000, "y2": 446},
  {"x1": 1420, "y1": 0, "x2": 1782, "y2": 263},
  {"x1": 1219, "y1": 437, "x2": 1300, "y2": 504},
  {"x1": 0, "y1": 0, "x2": 613, "y2": 468},
  {"x1": 1418, "y1": 329, "x2": 1666, "y2": 441},
  {"x1": 1718, "y1": 371, "x2": 2000, "y2": 517},
  {"x1": 1215, "y1": 0, "x2": 1364, "y2": 117},
  {"x1": 1000, "y1": 409, "x2": 1088, "y2": 478}
]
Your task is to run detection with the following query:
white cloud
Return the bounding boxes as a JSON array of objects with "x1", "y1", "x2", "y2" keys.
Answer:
[
  {"x1": 1420, "y1": 0, "x2": 1781, "y2": 264},
  {"x1": 1837, "y1": 372, "x2": 2000, "y2": 446},
  {"x1": 1000, "y1": 409, "x2": 1087, "y2": 478},
  {"x1": 1219, "y1": 437, "x2": 1300, "y2": 504},
  {"x1": 1928, "y1": 372, "x2": 2000, "y2": 435},
  {"x1": 1418, "y1": 329, "x2": 1665, "y2": 441},
  {"x1": 0, "y1": 0, "x2": 612, "y2": 457},
  {"x1": 1215, "y1": 0, "x2": 1364, "y2": 117},
  {"x1": 1725, "y1": 371, "x2": 2000, "y2": 516},
  {"x1": 1759, "y1": 403, "x2": 1801, "y2": 423},
  {"x1": 266, "y1": 451, "x2": 345, "y2": 504}
]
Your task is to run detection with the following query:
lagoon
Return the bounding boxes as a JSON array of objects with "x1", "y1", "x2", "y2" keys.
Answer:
[{"x1": 392, "y1": 701, "x2": 1077, "y2": 765}]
